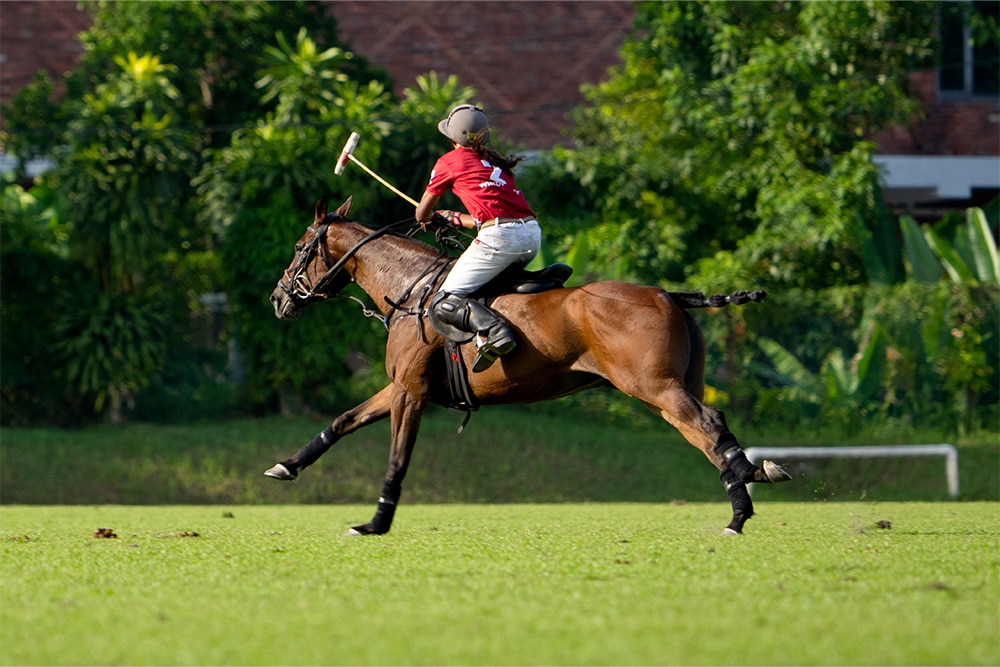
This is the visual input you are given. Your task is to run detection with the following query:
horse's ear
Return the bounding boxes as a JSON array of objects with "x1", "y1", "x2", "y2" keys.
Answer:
[
  {"x1": 335, "y1": 196, "x2": 353, "y2": 218},
  {"x1": 314, "y1": 197, "x2": 328, "y2": 223}
]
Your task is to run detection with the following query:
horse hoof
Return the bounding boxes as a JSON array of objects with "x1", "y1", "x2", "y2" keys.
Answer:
[
  {"x1": 346, "y1": 523, "x2": 380, "y2": 536},
  {"x1": 762, "y1": 460, "x2": 792, "y2": 483},
  {"x1": 263, "y1": 463, "x2": 296, "y2": 480},
  {"x1": 720, "y1": 527, "x2": 740, "y2": 536}
]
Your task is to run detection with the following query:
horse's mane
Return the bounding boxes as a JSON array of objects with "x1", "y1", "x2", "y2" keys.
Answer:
[{"x1": 325, "y1": 212, "x2": 460, "y2": 258}]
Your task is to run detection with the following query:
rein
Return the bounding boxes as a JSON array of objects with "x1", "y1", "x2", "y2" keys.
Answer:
[{"x1": 312, "y1": 217, "x2": 416, "y2": 295}]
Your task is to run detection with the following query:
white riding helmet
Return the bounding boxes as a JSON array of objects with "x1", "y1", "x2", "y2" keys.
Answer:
[{"x1": 438, "y1": 105, "x2": 490, "y2": 147}]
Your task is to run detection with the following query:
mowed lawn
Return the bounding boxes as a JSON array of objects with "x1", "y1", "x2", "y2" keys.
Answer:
[{"x1": 2, "y1": 502, "x2": 997, "y2": 666}]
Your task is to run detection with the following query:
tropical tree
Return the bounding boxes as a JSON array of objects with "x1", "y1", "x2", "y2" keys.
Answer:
[
  {"x1": 41, "y1": 53, "x2": 197, "y2": 421},
  {"x1": 0, "y1": 178, "x2": 81, "y2": 424},
  {"x1": 197, "y1": 32, "x2": 475, "y2": 414},
  {"x1": 1, "y1": 1, "x2": 390, "y2": 423},
  {"x1": 750, "y1": 207, "x2": 998, "y2": 432},
  {"x1": 556, "y1": 1, "x2": 939, "y2": 290},
  {"x1": 70, "y1": 1, "x2": 363, "y2": 143}
]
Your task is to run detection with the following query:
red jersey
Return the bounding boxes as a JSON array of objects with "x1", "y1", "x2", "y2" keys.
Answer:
[{"x1": 425, "y1": 148, "x2": 535, "y2": 222}]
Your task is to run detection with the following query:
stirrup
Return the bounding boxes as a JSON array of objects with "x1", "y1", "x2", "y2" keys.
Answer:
[{"x1": 472, "y1": 332, "x2": 516, "y2": 372}]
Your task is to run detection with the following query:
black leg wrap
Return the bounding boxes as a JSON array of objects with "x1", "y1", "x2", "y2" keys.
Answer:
[
  {"x1": 370, "y1": 481, "x2": 401, "y2": 534},
  {"x1": 369, "y1": 501, "x2": 397, "y2": 535},
  {"x1": 715, "y1": 431, "x2": 757, "y2": 484},
  {"x1": 380, "y1": 480, "x2": 402, "y2": 505},
  {"x1": 295, "y1": 425, "x2": 336, "y2": 469},
  {"x1": 721, "y1": 468, "x2": 753, "y2": 516},
  {"x1": 721, "y1": 467, "x2": 754, "y2": 533}
]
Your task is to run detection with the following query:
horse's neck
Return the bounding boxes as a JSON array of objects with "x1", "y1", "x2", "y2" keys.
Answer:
[{"x1": 334, "y1": 224, "x2": 443, "y2": 312}]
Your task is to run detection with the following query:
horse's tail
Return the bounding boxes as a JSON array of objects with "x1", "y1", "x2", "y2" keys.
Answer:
[{"x1": 668, "y1": 289, "x2": 767, "y2": 309}]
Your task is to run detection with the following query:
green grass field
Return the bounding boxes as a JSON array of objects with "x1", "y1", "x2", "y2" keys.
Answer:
[
  {"x1": 2, "y1": 502, "x2": 998, "y2": 665},
  {"x1": 2, "y1": 408, "x2": 998, "y2": 664}
]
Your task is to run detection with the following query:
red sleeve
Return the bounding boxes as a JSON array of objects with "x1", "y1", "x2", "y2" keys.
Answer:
[{"x1": 425, "y1": 152, "x2": 456, "y2": 197}]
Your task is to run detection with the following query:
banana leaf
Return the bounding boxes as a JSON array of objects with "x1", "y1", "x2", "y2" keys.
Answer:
[
  {"x1": 924, "y1": 224, "x2": 973, "y2": 283},
  {"x1": 900, "y1": 215, "x2": 941, "y2": 283},
  {"x1": 966, "y1": 207, "x2": 1000, "y2": 286},
  {"x1": 757, "y1": 337, "x2": 822, "y2": 402}
]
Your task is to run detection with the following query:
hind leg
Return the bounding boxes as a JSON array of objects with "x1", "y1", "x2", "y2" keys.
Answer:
[
  {"x1": 644, "y1": 381, "x2": 789, "y2": 534},
  {"x1": 647, "y1": 382, "x2": 754, "y2": 533}
]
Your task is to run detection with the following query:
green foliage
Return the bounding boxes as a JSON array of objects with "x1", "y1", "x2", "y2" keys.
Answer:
[
  {"x1": 966, "y1": 207, "x2": 1000, "y2": 285},
  {"x1": 901, "y1": 214, "x2": 945, "y2": 282},
  {"x1": 756, "y1": 317, "x2": 889, "y2": 429},
  {"x1": 748, "y1": 278, "x2": 996, "y2": 433},
  {"x1": 54, "y1": 52, "x2": 196, "y2": 291},
  {"x1": 900, "y1": 207, "x2": 1000, "y2": 287},
  {"x1": 692, "y1": 205, "x2": 998, "y2": 435},
  {"x1": 559, "y1": 1, "x2": 937, "y2": 290},
  {"x1": 860, "y1": 184, "x2": 906, "y2": 285},
  {"x1": 0, "y1": 72, "x2": 64, "y2": 172},
  {"x1": 33, "y1": 51, "x2": 197, "y2": 422},
  {"x1": 54, "y1": 290, "x2": 171, "y2": 418},
  {"x1": 72, "y1": 0, "x2": 364, "y2": 140},
  {"x1": 0, "y1": 179, "x2": 84, "y2": 424},
  {"x1": 1, "y1": 2, "x2": 389, "y2": 423}
]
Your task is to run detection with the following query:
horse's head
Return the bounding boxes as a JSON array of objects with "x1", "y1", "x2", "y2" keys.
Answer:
[{"x1": 270, "y1": 196, "x2": 355, "y2": 320}]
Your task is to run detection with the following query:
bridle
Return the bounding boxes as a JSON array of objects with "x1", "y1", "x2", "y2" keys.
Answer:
[
  {"x1": 276, "y1": 215, "x2": 414, "y2": 303},
  {"x1": 276, "y1": 221, "x2": 332, "y2": 303},
  {"x1": 275, "y1": 215, "x2": 460, "y2": 328}
]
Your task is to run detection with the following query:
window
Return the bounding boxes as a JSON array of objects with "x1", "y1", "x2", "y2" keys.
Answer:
[{"x1": 939, "y1": 0, "x2": 1000, "y2": 98}]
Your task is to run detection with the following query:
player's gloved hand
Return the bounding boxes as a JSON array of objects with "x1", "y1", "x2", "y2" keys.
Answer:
[
  {"x1": 434, "y1": 210, "x2": 463, "y2": 227},
  {"x1": 420, "y1": 212, "x2": 450, "y2": 233}
]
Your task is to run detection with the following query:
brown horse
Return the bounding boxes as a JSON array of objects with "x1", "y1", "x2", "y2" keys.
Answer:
[{"x1": 267, "y1": 196, "x2": 790, "y2": 536}]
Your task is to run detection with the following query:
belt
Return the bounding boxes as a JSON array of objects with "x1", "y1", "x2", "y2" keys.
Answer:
[{"x1": 478, "y1": 216, "x2": 536, "y2": 229}]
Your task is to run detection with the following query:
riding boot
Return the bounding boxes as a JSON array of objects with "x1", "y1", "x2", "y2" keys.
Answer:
[{"x1": 431, "y1": 293, "x2": 517, "y2": 372}]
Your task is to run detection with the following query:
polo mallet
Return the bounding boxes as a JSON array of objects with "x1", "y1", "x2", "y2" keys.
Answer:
[{"x1": 335, "y1": 132, "x2": 419, "y2": 207}]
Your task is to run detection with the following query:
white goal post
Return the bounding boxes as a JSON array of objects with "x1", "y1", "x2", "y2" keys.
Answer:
[{"x1": 744, "y1": 444, "x2": 960, "y2": 499}]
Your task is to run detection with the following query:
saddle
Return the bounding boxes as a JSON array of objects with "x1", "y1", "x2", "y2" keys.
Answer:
[
  {"x1": 482, "y1": 262, "x2": 574, "y2": 297},
  {"x1": 428, "y1": 262, "x2": 573, "y2": 344}
]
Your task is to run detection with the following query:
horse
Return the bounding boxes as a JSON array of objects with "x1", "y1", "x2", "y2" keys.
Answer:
[{"x1": 266, "y1": 196, "x2": 790, "y2": 536}]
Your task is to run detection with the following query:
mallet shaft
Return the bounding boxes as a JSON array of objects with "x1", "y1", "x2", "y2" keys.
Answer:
[{"x1": 347, "y1": 153, "x2": 419, "y2": 207}]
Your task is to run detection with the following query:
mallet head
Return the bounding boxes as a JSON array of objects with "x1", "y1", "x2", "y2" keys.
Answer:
[{"x1": 335, "y1": 132, "x2": 361, "y2": 175}]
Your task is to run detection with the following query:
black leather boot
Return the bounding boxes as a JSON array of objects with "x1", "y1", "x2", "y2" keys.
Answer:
[{"x1": 431, "y1": 293, "x2": 516, "y2": 372}]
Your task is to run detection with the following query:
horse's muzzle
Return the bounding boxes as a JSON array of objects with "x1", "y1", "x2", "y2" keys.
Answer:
[{"x1": 270, "y1": 287, "x2": 301, "y2": 320}]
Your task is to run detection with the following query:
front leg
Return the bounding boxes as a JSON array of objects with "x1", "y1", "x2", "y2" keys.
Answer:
[
  {"x1": 264, "y1": 384, "x2": 395, "y2": 480},
  {"x1": 348, "y1": 387, "x2": 428, "y2": 536}
]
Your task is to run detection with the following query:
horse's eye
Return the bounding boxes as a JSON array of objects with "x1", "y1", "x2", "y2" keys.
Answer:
[{"x1": 295, "y1": 242, "x2": 304, "y2": 252}]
